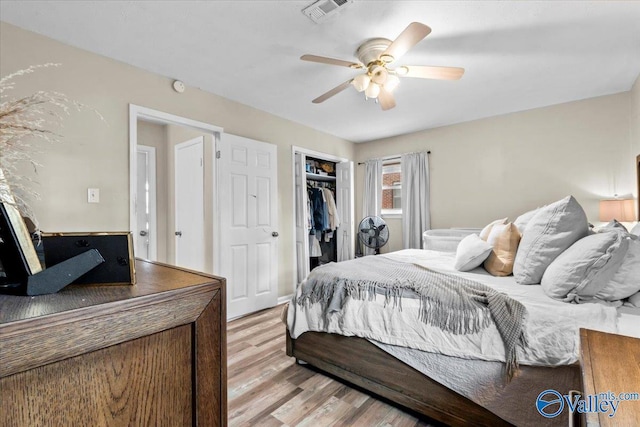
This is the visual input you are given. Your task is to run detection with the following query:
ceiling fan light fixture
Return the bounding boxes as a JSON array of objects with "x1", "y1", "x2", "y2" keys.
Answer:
[
  {"x1": 364, "y1": 82, "x2": 380, "y2": 99},
  {"x1": 396, "y1": 66, "x2": 409, "y2": 76},
  {"x1": 384, "y1": 74, "x2": 400, "y2": 92},
  {"x1": 370, "y1": 65, "x2": 388, "y2": 85},
  {"x1": 352, "y1": 73, "x2": 370, "y2": 92}
]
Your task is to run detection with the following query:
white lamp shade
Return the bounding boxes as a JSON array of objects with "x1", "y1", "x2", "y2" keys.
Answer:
[
  {"x1": 370, "y1": 65, "x2": 388, "y2": 85},
  {"x1": 599, "y1": 199, "x2": 636, "y2": 222},
  {"x1": 384, "y1": 74, "x2": 400, "y2": 92},
  {"x1": 352, "y1": 74, "x2": 370, "y2": 92},
  {"x1": 364, "y1": 82, "x2": 380, "y2": 98}
]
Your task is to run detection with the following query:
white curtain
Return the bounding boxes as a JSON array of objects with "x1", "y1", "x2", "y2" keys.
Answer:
[
  {"x1": 401, "y1": 152, "x2": 431, "y2": 249},
  {"x1": 362, "y1": 159, "x2": 382, "y2": 256}
]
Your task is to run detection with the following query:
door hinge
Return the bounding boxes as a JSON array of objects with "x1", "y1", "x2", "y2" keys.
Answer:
[{"x1": 216, "y1": 150, "x2": 221, "y2": 159}]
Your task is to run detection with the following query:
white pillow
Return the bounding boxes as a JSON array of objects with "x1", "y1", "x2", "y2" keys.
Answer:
[
  {"x1": 513, "y1": 196, "x2": 589, "y2": 285},
  {"x1": 596, "y1": 238, "x2": 640, "y2": 301},
  {"x1": 541, "y1": 230, "x2": 628, "y2": 302},
  {"x1": 479, "y1": 218, "x2": 508, "y2": 241},
  {"x1": 454, "y1": 234, "x2": 493, "y2": 272},
  {"x1": 631, "y1": 222, "x2": 640, "y2": 237}
]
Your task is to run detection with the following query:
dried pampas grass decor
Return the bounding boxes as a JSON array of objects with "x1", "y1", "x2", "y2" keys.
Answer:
[{"x1": 0, "y1": 63, "x2": 103, "y2": 229}]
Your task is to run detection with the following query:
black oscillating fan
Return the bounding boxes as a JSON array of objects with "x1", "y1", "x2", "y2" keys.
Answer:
[{"x1": 358, "y1": 216, "x2": 389, "y2": 255}]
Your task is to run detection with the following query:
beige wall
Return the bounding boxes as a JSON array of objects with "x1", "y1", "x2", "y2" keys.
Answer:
[
  {"x1": 356, "y1": 92, "x2": 636, "y2": 251},
  {"x1": 137, "y1": 120, "x2": 168, "y2": 262},
  {"x1": 0, "y1": 22, "x2": 355, "y2": 297}
]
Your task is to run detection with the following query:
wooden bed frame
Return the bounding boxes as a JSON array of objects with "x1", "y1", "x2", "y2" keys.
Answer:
[{"x1": 286, "y1": 330, "x2": 580, "y2": 427}]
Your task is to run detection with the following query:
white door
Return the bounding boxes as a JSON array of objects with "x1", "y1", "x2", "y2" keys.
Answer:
[
  {"x1": 336, "y1": 161, "x2": 354, "y2": 261},
  {"x1": 135, "y1": 145, "x2": 157, "y2": 260},
  {"x1": 219, "y1": 134, "x2": 278, "y2": 319},
  {"x1": 294, "y1": 153, "x2": 310, "y2": 284},
  {"x1": 175, "y1": 137, "x2": 205, "y2": 271}
]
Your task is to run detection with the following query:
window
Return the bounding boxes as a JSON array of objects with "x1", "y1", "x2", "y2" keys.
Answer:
[{"x1": 381, "y1": 160, "x2": 401, "y2": 216}]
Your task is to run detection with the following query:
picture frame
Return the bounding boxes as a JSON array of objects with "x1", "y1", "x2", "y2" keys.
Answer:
[
  {"x1": 0, "y1": 201, "x2": 43, "y2": 281},
  {"x1": 40, "y1": 232, "x2": 136, "y2": 285}
]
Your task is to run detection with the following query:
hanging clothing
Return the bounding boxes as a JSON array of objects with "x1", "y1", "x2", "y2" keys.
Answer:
[
  {"x1": 309, "y1": 188, "x2": 329, "y2": 231},
  {"x1": 306, "y1": 197, "x2": 313, "y2": 230},
  {"x1": 322, "y1": 187, "x2": 340, "y2": 231},
  {"x1": 309, "y1": 231, "x2": 322, "y2": 257}
]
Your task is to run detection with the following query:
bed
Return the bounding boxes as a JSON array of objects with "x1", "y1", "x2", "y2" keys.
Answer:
[{"x1": 285, "y1": 248, "x2": 640, "y2": 426}]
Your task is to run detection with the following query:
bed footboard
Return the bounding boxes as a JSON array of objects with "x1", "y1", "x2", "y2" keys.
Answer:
[{"x1": 286, "y1": 330, "x2": 513, "y2": 427}]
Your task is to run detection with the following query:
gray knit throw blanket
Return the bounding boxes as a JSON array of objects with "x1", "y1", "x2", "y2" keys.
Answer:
[{"x1": 298, "y1": 256, "x2": 527, "y2": 378}]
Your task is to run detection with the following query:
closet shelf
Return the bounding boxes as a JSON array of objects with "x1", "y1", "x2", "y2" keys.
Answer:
[{"x1": 306, "y1": 172, "x2": 336, "y2": 182}]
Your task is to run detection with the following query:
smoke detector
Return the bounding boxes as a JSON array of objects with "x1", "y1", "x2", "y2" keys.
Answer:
[{"x1": 302, "y1": 0, "x2": 353, "y2": 24}]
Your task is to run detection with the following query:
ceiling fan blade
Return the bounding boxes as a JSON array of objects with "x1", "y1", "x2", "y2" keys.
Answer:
[
  {"x1": 312, "y1": 80, "x2": 353, "y2": 104},
  {"x1": 381, "y1": 22, "x2": 432, "y2": 63},
  {"x1": 301, "y1": 54, "x2": 363, "y2": 69},
  {"x1": 401, "y1": 65, "x2": 465, "y2": 80},
  {"x1": 377, "y1": 89, "x2": 396, "y2": 111}
]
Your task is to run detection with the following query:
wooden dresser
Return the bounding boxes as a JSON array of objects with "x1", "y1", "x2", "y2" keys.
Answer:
[
  {"x1": 0, "y1": 259, "x2": 226, "y2": 426},
  {"x1": 579, "y1": 328, "x2": 640, "y2": 427}
]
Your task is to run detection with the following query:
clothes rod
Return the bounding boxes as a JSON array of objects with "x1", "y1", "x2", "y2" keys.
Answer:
[{"x1": 357, "y1": 151, "x2": 431, "y2": 165}]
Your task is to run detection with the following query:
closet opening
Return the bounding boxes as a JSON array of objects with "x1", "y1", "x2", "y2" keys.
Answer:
[{"x1": 292, "y1": 147, "x2": 355, "y2": 292}]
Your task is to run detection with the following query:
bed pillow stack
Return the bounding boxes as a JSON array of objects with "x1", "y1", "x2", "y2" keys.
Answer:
[{"x1": 513, "y1": 196, "x2": 589, "y2": 285}]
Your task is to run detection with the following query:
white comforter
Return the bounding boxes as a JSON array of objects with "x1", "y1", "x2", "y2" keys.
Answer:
[{"x1": 288, "y1": 249, "x2": 627, "y2": 366}]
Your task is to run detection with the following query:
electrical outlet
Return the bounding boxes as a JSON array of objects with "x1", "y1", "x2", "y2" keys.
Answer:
[{"x1": 88, "y1": 188, "x2": 100, "y2": 203}]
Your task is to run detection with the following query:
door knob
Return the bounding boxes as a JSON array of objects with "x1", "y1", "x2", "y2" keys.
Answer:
[
  {"x1": 139, "y1": 230, "x2": 148, "y2": 236},
  {"x1": 175, "y1": 231, "x2": 182, "y2": 237},
  {"x1": 272, "y1": 231, "x2": 279, "y2": 237}
]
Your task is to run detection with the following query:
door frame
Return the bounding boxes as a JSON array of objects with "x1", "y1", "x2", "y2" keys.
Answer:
[
  {"x1": 136, "y1": 144, "x2": 157, "y2": 260},
  {"x1": 290, "y1": 146, "x2": 353, "y2": 297},
  {"x1": 129, "y1": 105, "x2": 222, "y2": 265}
]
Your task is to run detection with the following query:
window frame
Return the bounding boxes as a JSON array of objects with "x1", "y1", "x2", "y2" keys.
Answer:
[{"x1": 381, "y1": 160, "x2": 402, "y2": 217}]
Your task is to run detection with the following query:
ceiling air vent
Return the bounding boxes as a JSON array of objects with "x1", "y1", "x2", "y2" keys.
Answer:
[{"x1": 302, "y1": 0, "x2": 353, "y2": 24}]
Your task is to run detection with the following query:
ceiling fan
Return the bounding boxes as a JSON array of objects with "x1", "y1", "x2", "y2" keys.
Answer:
[{"x1": 301, "y1": 22, "x2": 464, "y2": 111}]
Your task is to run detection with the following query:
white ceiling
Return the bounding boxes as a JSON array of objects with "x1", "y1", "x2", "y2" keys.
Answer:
[{"x1": 2, "y1": 1, "x2": 640, "y2": 143}]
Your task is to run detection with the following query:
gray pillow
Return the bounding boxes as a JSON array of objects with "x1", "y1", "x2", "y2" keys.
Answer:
[
  {"x1": 513, "y1": 207, "x2": 539, "y2": 235},
  {"x1": 541, "y1": 230, "x2": 628, "y2": 302},
  {"x1": 454, "y1": 234, "x2": 493, "y2": 271},
  {"x1": 596, "y1": 237, "x2": 640, "y2": 301},
  {"x1": 601, "y1": 219, "x2": 628, "y2": 232},
  {"x1": 513, "y1": 196, "x2": 589, "y2": 285}
]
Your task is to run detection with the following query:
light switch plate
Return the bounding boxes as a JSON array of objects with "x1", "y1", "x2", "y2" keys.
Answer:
[{"x1": 88, "y1": 188, "x2": 100, "y2": 203}]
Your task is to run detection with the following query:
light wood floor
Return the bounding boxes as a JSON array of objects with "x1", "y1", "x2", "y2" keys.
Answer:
[{"x1": 227, "y1": 305, "x2": 437, "y2": 426}]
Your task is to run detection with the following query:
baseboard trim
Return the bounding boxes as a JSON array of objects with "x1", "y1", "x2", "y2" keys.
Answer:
[{"x1": 278, "y1": 294, "x2": 293, "y2": 305}]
